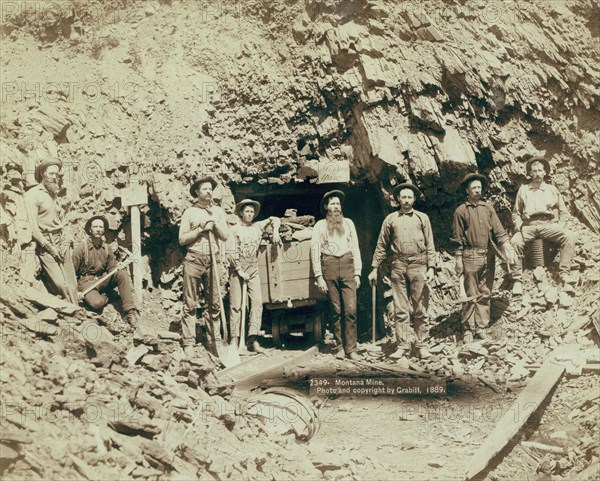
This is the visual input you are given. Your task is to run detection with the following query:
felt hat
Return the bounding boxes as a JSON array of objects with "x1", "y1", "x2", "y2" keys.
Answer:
[
  {"x1": 392, "y1": 182, "x2": 422, "y2": 201},
  {"x1": 235, "y1": 199, "x2": 261, "y2": 219},
  {"x1": 526, "y1": 156, "x2": 551, "y2": 175},
  {"x1": 460, "y1": 172, "x2": 489, "y2": 191},
  {"x1": 320, "y1": 190, "x2": 346, "y2": 215},
  {"x1": 189, "y1": 176, "x2": 218, "y2": 198},
  {"x1": 34, "y1": 158, "x2": 62, "y2": 183},
  {"x1": 85, "y1": 215, "x2": 109, "y2": 235}
]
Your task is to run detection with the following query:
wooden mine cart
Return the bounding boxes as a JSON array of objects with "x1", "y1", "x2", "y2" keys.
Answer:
[{"x1": 257, "y1": 237, "x2": 328, "y2": 347}]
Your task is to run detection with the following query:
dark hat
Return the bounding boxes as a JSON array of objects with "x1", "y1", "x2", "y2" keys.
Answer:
[
  {"x1": 320, "y1": 190, "x2": 346, "y2": 215},
  {"x1": 235, "y1": 199, "x2": 261, "y2": 219},
  {"x1": 460, "y1": 172, "x2": 489, "y2": 191},
  {"x1": 34, "y1": 158, "x2": 62, "y2": 183},
  {"x1": 189, "y1": 176, "x2": 218, "y2": 198},
  {"x1": 392, "y1": 182, "x2": 422, "y2": 201},
  {"x1": 526, "y1": 156, "x2": 551, "y2": 175},
  {"x1": 85, "y1": 215, "x2": 109, "y2": 235}
]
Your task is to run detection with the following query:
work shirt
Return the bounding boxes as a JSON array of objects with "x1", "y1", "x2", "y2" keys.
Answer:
[
  {"x1": 512, "y1": 182, "x2": 567, "y2": 230},
  {"x1": 371, "y1": 209, "x2": 435, "y2": 269},
  {"x1": 23, "y1": 183, "x2": 64, "y2": 246},
  {"x1": 451, "y1": 200, "x2": 509, "y2": 254},
  {"x1": 73, "y1": 238, "x2": 117, "y2": 278},
  {"x1": 227, "y1": 220, "x2": 270, "y2": 270},
  {"x1": 178, "y1": 204, "x2": 229, "y2": 255},
  {"x1": 311, "y1": 218, "x2": 362, "y2": 277}
]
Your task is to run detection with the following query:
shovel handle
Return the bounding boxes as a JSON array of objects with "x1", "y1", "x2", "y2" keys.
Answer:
[{"x1": 372, "y1": 283, "x2": 376, "y2": 344}]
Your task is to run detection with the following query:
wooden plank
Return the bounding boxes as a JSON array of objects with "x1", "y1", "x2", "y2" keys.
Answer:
[
  {"x1": 216, "y1": 346, "x2": 318, "y2": 388},
  {"x1": 464, "y1": 355, "x2": 565, "y2": 481}
]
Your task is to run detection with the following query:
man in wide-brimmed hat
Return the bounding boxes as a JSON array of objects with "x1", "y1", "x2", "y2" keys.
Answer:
[
  {"x1": 511, "y1": 156, "x2": 576, "y2": 291},
  {"x1": 24, "y1": 158, "x2": 78, "y2": 304},
  {"x1": 311, "y1": 190, "x2": 362, "y2": 361},
  {"x1": 227, "y1": 199, "x2": 281, "y2": 353},
  {"x1": 451, "y1": 173, "x2": 517, "y2": 343},
  {"x1": 368, "y1": 182, "x2": 436, "y2": 360},
  {"x1": 72, "y1": 215, "x2": 141, "y2": 328},
  {"x1": 179, "y1": 176, "x2": 230, "y2": 358}
]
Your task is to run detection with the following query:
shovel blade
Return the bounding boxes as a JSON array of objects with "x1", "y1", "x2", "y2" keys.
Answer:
[{"x1": 217, "y1": 342, "x2": 241, "y2": 368}]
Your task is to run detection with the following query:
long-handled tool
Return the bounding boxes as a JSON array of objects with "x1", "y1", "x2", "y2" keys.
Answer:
[
  {"x1": 80, "y1": 255, "x2": 136, "y2": 298},
  {"x1": 208, "y1": 231, "x2": 241, "y2": 367},
  {"x1": 239, "y1": 280, "x2": 248, "y2": 353},
  {"x1": 371, "y1": 282, "x2": 377, "y2": 344}
]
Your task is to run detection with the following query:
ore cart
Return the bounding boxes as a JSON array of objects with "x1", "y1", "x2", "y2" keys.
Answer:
[{"x1": 258, "y1": 238, "x2": 328, "y2": 347}]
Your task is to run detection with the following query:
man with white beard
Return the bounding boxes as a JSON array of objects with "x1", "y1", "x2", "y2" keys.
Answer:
[
  {"x1": 24, "y1": 158, "x2": 78, "y2": 304},
  {"x1": 311, "y1": 190, "x2": 362, "y2": 361}
]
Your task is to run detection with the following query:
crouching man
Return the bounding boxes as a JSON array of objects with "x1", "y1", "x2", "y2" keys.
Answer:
[{"x1": 73, "y1": 215, "x2": 140, "y2": 328}]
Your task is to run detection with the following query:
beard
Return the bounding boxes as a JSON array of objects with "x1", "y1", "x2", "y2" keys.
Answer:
[
  {"x1": 43, "y1": 180, "x2": 60, "y2": 196},
  {"x1": 326, "y1": 211, "x2": 345, "y2": 237}
]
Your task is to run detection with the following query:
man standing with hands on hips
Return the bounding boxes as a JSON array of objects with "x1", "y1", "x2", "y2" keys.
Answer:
[
  {"x1": 368, "y1": 183, "x2": 435, "y2": 360},
  {"x1": 311, "y1": 190, "x2": 362, "y2": 361},
  {"x1": 179, "y1": 176, "x2": 230, "y2": 358}
]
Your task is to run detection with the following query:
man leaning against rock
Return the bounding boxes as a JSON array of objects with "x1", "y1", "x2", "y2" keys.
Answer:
[{"x1": 24, "y1": 158, "x2": 78, "y2": 304}]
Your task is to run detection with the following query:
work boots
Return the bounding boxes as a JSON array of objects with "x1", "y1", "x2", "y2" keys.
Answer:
[{"x1": 248, "y1": 335, "x2": 266, "y2": 354}]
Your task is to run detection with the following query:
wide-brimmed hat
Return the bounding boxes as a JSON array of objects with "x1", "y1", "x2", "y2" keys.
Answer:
[
  {"x1": 320, "y1": 190, "x2": 346, "y2": 215},
  {"x1": 526, "y1": 156, "x2": 551, "y2": 175},
  {"x1": 460, "y1": 172, "x2": 489, "y2": 191},
  {"x1": 392, "y1": 182, "x2": 422, "y2": 201},
  {"x1": 85, "y1": 215, "x2": 109, "y2": 235},
  {"x1": 189, "y1": 176, "x2": 218, "y2": 198},
  {"x1": 34, "y1": 158, "x2": 62, "y2": 183},
  {"x1": 235, "y1": 199, "x2": 261, "y2": 219}
]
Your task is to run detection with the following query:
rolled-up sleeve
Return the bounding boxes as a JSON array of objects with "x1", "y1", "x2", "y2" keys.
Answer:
[
  {"x1": 371, "y1": 216, "x2": 391, "y2": 269},
  {"x1": 310, "y1": 222, "x2": 323, "y2": 277},
  {"x1": 422, "y1": 214, "x2": 436, "y2": 269},
  {"x1": 348, "y1": 220, "x2": 362, "y2": 276}
]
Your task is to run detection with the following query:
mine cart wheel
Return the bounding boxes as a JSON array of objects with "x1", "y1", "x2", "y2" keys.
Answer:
[
  {"x1": 271, "y1": 314, "x2": 283, "y2": 347},
  {"x1": 308, "y1": 308, "x2": 324, "y2": 345}
]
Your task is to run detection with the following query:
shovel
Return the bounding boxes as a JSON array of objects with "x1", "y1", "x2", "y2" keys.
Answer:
[
  {"x1": 239, "y1": 280, "x2": 248, "y2": 353},
  {"x1": 371, "y1": 282, "x2": 377, "y2": 344},
  {"x1": 208, "y1": 231, "x2": 241, "y2": 368}
]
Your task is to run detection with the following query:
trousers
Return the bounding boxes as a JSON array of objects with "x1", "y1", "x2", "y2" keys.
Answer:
[
  {"x1": 78, "y1": 269, "x2": 136, "y2": 313},
  {"x1": 322, "y1": 253, "x2": 357, "y2": 354},
  {"x1": 390, "y1": 259, "x2": 429, "y2": 347},
  {"x1": 181, "y1": 252, "x2": 221, "y2": 347},
  {"x1": 461, "y1": 249, "x2": 495, "y2": 331},
  {"x1": 229, "y1": 264, "x2": 263, "y2": 338},
  {"x1": 37, "y1": 234, "x2": 78, "y2": 304},
  {"x1": 511, "y1": 223, "x2": 576, "y2": 280}
]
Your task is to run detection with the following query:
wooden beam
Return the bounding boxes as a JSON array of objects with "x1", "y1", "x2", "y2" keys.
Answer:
[
  {"x1": 464, "y1": 354, "x2": 565, "y2": 481},
  {"x1": 216, "y1": 346, "x2": 318, "y2": 388}
]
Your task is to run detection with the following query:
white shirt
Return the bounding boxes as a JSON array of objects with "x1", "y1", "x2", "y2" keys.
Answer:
[{"x1": 310, "y1": 218, "x2": 362, "y2": 277}]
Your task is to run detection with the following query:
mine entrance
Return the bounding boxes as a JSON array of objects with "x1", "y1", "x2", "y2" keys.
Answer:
[{"x1": 231, "y1": 181, "x2": 386, "y2": 343}]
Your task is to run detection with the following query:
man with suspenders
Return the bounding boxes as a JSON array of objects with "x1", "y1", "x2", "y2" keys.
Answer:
[{"x1": 368, "y1": 183, "x2": 436, "y2": 360}]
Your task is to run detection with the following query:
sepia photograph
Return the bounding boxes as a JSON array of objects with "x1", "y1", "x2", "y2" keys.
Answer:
[{"x1": 0, "y1": 1, "x2": 598, "y2": 480}]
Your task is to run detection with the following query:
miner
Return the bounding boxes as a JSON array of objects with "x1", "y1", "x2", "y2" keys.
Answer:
[
  {"x1": 511, "y1": 156, "x2": 576, "y2": 293},
  {"x1": 451, "y1": 173, "x2": 517, "y2": 342},
  {"x1": 179, "y1": 176, "x2": 230, "y2": 358},
  {"x1": 311, "y1": 190, "x2": 362, "y2": 361},
  {"x1": 72, "y1": 215, "x2": 141, "y2": 328},
  {"x1": 368, "y1": 183, "x2": 435, "y2": 360},
  {"x1": 227, "y1": 199, "x2": 281, "y2": 353},
  {"x1": 24, "y1": 158, "x2": 78, "y2": 304}
]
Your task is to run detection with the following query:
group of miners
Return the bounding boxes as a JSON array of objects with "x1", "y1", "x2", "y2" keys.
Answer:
[{"x1": 24, "y1": 155, "x2": 576, "y2": 361}]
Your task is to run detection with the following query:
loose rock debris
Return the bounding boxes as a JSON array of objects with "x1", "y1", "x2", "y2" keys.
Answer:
[{"x1": 1, "y1": 0, "x2": 600, "y2": 480}]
